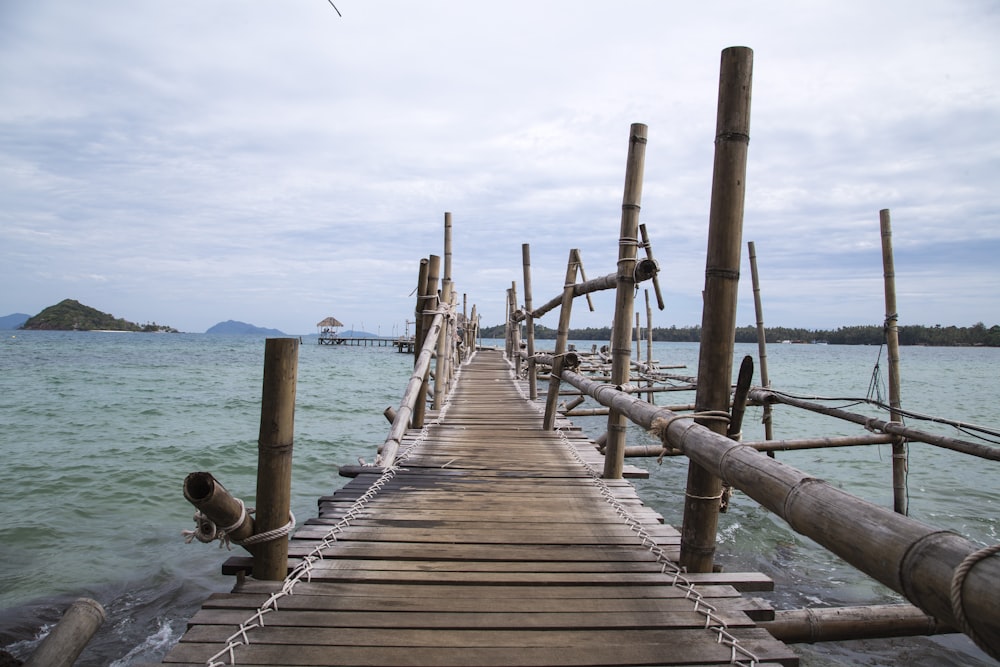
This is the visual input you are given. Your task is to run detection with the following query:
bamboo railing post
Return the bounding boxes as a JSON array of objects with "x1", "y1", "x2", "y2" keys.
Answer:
[
  {"x1": 253, "y1": 337, "x2": 298, "y2": 581},
  {"x1": 542, "y1": 248, "x2": 581, "y2": 430},
  {"x1": 522, "y1": 243, "x2": 538, "y2": 400},
  {"x1": 680, "y1": 46, "x2": 753, "y2": 572},
  {"x1": 433, "y1": 279, "x2": 453, "y2": 410},
  {"x1": 639, "y1": 223, "x2": 665, "y2": 310},
  {"x1": 604, "y1": 122, "x2": 648, "y2": 479},
  {"x1": 748, "y1": 241, "x2": 774, "y2": 450},
  {"x1": 413, "y1": 258, "x2": 429, "y2": 362},
  {"x1": 880, "y1": 208, "x2": 907, "y2": 515},
  {"x1": 645, "y1": 289, "x2": 654, "y2": 403},
  {"x1": 413, "y1": 255, "x2": 440, "y2": 428},
  {"x1": 510, "y1": 281, "x2": 522, "y2": 377}
]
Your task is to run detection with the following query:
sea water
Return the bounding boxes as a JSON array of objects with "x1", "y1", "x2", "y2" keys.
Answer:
[{"x1": 0, "y1": 332, "x2": 996, "y2": 665}]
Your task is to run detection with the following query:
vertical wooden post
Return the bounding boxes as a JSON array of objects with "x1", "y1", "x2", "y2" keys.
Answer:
[
  {"x1": 253, "y1": 337, "x2": 298, "y2": 581},
  {"x1": 433, "y1": 280, "x2": 453, "y2": 410},
  {"x1": 522, "y1": 243, "x2": 538, "y2": 400},
  {"x1": 645, "y1": 289, "x2": 655, "y2": 404},
  {"x1": 542, "y1": 248, "x2": 580, "y2": 430},
  {"x1": 413, "y1": 255, "x2": 440, "y2": 428},
  {"x1": 510, "y1": 281, "x2": 522, "y2": 376},
  {"x1": 604, "y1": 122, "x2": 648, "y2": 479},
  {"x1": 880, "y1": 208, "x2": 907, "y2": 515},
  {"x1": 748, "y1": 241, "x2": 775, "y2": 445},
  {"x1": 680, "y1": 46, "x2": 753, "y2": 573}
]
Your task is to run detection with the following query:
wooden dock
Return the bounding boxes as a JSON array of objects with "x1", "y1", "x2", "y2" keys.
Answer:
[{"x1": 155, "y1": 349, "x2": 797, "y2": 666}]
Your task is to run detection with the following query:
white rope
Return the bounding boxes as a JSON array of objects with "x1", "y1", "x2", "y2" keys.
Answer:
[
  {"x1": 509, "y1": 358, "x2": 760, "y2": 667},
  {"x1": 203, "y1": 361, "x2": 463, "y2": 666}
]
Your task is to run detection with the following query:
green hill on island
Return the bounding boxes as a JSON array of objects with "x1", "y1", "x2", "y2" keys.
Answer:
[{"x1": 21, "y1": 299, "x2": 178, "y2": 332}]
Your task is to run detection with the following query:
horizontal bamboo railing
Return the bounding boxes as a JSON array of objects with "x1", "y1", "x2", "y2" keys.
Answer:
[{"x1": 552, "y1": 366, "x2": 1000, "y2": 654}]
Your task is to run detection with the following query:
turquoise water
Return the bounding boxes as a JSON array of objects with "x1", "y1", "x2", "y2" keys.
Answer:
[{"x1": 0, "y1": 332, "x2": 996, "y2": 665}]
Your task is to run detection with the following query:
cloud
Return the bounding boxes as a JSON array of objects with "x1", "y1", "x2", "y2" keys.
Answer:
[{"x1": 1, "y1": 1, "x2": 998, "y2": 333}]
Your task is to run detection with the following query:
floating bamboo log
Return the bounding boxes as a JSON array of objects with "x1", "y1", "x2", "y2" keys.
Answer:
[
  {"x1": 760, "y1": 604, "x2": 953, "y2": 643},
  {"x1": 253, "y1": 337, "x2": 298, "y2": 581},
  {"x1": 648, "y1": 433, "x2": 896, "y2": 457},
  {"x1": 23, "y1": 598, "x2": 105, "y2": 667},
  {"x1": 605, "y1": 121, "x2": 647, "y2": 480},
  {"x1": 681, "y1": 46, "x2": 753, "y2": 573},
  {"x1": 880, "y1": 208, "x2": 908, "y2": 514}
]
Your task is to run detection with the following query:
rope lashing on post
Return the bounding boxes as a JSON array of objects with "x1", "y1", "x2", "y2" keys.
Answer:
[
  {"x1": 182, "y1": 498, "x2": 296, "y2": 550},
  {"x1": 649, "y1": 412, "x2": 732, "y2": 463},
  {"x1": 950, "y1": 542, "x2": 1000, "y2": 660},
  {"x1": 202, "y1": 356, "x2": 468, "y2": 667},
  {"x1": 510, "y1": 362, "x2": 761, "y2": 667}
]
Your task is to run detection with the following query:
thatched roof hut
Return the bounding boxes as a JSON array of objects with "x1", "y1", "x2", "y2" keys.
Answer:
[{"x1": 317, "y1": 317, "x2": 344, "y2": 329}]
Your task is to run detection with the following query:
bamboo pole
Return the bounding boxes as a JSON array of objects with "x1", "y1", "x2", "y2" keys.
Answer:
[
  {"x1": 433, "y1": 279, "x2": 453, "y2": 410},
  {"x1": 182, "y1": 471, "x2": 256, "y2": 547},
  {"x1": 381, "y1": 311, "x2": 444, "y2": 465},
  {"x1": 645, "y1": 289, "x2": 654, "y2": 404},
  {"x1": 542, "y1": 249, "x2": 581, "y2": 430},
  {"x1": 748, "y1": 388, "x2": 1000, "y2": 460},
  {"x1": 748, "y1": 241, "x2": 774, "y2": 448},
  {"x1": 760, "y1": 604, "x2": 953, "y2": 644},
  {"x1": 522, "y1": 243, "x2": 538, "y2": 400},
  {"x1": 880, "y1": 208, "x2": 907, "y2": 515},
  {"x1": 509, "y1": 282, "x2": 521, "y2": 377},
  {"x1": 605, "y1": 122, "x2": 647, "y2": 480},
  {"x1": 681, "y1": 46, "x2": 753, "y2": 572},
  {"x1": 556, "y1": 367, "x2": 1000, "y2": 653},
  {"x1": 639, "y1": 223, "x2": 665, "y2": 310},
  {"x1": 413, "y1": 255, "x2": 440, "y2": 428},
  {"x1": 253, "y1": 337, "x2": 298, "y2": 581},
  {"x1": 651, "y1": 433, "x2": 896, "y2": 457},
  {"x1": 413, "y1": 259, "x2": 429, "y2": 361},
  {"x1": 24, "y1": 598, "x2": 106, "y2": 667}
]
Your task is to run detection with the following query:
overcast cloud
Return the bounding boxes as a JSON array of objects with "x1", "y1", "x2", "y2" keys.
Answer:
[{"x1": 2, "y1": 2, "x2": 998, "y2": 334}]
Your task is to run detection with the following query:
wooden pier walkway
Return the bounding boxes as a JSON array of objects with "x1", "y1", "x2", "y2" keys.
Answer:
[{"x1": 156, "y1": 349, "x2": 797, "y2": 666}]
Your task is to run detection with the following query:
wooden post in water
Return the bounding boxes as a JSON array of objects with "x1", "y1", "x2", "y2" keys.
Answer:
[
  {"x1": 680, "y1": 46, "x2": 753, "y2": 572},
  {"x1": 522, "y1": 243, "x2": 538, "y2": 400},
  {"x1": 253, "y1": 337, "x2": 298, "y2": 581},
  {"x1": 542, "y1": 248, "x2": 581, "y2": 430},
  {"x1": 604, "y1": 122, "x2": 647, "y2": 479},
  {"x1": 748, "y1": 241, "x2": 774, "y2": 447},
  {"x1": 645, "y1": 289, "x2": 654, "y2": 403},
  {"x1": 880, "y1": 208, "x2": 907, "y2": 515}
]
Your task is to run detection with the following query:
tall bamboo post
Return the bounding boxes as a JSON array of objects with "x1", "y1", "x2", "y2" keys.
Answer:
[
  {"x1": 748, "y1": 241, "x2": 774, "y2": 447},
  {"x1": 433, "y1": 279, "x2": 453, "y2": 410},
  {"x1": 542, "y1": 249, "x2": 581, "y2": 430},
  {"x1": 680, "y1": 46, "x2": 753, "y2": 572},
  {"x1": 880, "y1": 208, "x2": 907, "y2": 515},
  {"x1": 522, "y1": 243, "x2": 538, "y2": 400},
  {"x1": 413, "y1": 255, "x2": 440, "y2": 428},
  {"x1": 645, "y1": 289, "x2": 655, "y2": 404},
  {"x1": 510, "y1": 281, "x2": 522, "y2": 377},
  {"x1": 253, "y1": 337, "x2": 298, "y2": 581},
  {"x1": 443, "y1": 212, "x2": 452, "y2": 284},
  {"x1": 604, "y1": 122, "x2": 648, "y2": 479}
]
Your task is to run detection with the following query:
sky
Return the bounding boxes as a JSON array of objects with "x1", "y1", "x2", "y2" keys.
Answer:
[{"x1": 2, "y1": 2, "x2": 998, "y2": 335}]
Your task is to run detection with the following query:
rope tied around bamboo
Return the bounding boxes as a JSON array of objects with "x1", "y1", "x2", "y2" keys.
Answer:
[
  {"x1": 950, "y1": 543, "x2": 1000, "y2": 660},
  {"x1": 183, "y1": 497, "x2": 296, "y2": 550}
]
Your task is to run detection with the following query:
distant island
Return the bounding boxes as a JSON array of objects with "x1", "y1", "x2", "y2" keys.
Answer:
[
  {"x1": 0, "y1": 313, "x2": 30, "y2": 330},
  {"x1": 18, "y1": 299, "x2": 178, "y2": 333},
  {"x1": 480, "y1": 322, "x2": 1000, "y2": 347},
  {"x1": 206, "y1": 320, "x2": 286, "y2": 336}
]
